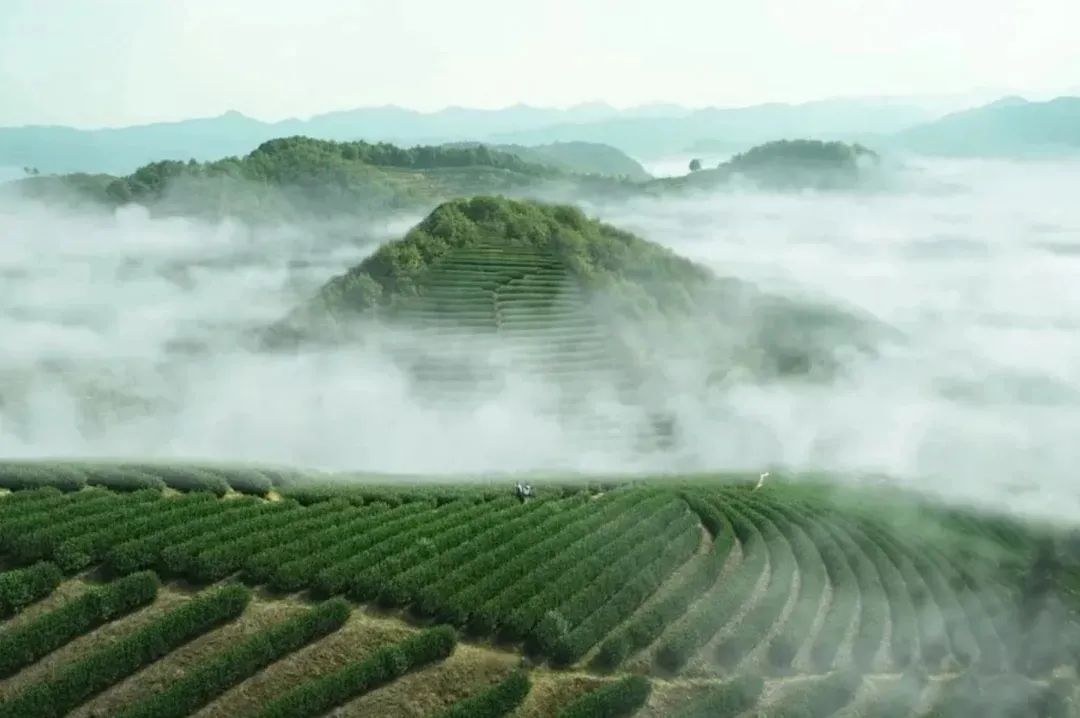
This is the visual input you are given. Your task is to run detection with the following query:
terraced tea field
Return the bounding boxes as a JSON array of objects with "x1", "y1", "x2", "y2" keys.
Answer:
[
  {"x1": 392, "y1": 243, "x2": 622, "y2": 394},
  {"x1": 0, "y1": 460, "x2": 1077, "y2": 716},
  {"x1": 388, "y1": 242, "x2": 640, "y2": 445}
]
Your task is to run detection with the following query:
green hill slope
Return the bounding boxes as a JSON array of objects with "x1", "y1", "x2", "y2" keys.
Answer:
[
  {"x1": 448, "y1": 141, "x2": 651, "y2": 180},
  {"x1": 7, "y1": 135, "x2": 889, "y2": 221},
  {"x1": 277, "y1": 196, "x2": 884, "y2": 395},
  {"x1": 661, "y1": 139, "x2": 881, "y2": 191},
  {"x1": 0, "y1": 463, "x2": 1077, "y2": 716},
  {"x1": 6, "y1": 137, "x2": 638, "y2": 220}
]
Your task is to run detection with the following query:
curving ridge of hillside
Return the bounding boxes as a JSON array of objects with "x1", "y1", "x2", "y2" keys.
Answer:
[{"x1": 0, "y1": 461, "x2": 1077, "y2": 716}]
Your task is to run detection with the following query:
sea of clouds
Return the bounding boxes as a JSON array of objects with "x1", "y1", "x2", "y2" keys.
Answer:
[{"x1": 2, "y1": 157, "x2": 1078, "y2": 522}]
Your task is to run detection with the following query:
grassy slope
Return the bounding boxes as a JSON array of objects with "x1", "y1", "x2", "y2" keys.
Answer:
[{"x1": 0, "y1": 463, "x2": 1077, "y2": 716}]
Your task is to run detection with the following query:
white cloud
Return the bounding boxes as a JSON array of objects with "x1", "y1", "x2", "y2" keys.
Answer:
[{"x1": 2, "y1": 158, "x2": 1080, "y2": 524}]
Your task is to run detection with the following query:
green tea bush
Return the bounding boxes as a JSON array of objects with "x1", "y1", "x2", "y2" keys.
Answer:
[
  {"x1": 0, "y1": 571, "x2": 159, "y2": 677},
  {"x1": 0, "y1": 584, "x2": 250, "y2": 718},
  {"x1": 254, "y1": 625, "x2": 457, "y2": 718},
  {"x1": 433, "y1": 670, "x2": 531, "y2": 718},
  {"x1": 115, "y1": 598, "x2": 350, "y2": 718},
  {"x1": 0, "y1": 562, "x2": 63, "y2": 618},
  {"x1": 555, "y1": 675, "x2": 651, "y2": 718}
]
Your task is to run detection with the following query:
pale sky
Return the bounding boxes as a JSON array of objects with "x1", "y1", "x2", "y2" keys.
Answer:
[{"x1": 1, "y1": 0, "x2": 1077, "y2": 128}]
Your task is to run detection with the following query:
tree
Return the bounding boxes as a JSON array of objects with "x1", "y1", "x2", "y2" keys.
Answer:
[{"x1": 688, "y1": 158, "x2": 702, "y2": 172}]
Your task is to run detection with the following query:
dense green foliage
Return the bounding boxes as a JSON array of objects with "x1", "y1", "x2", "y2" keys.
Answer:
[
  {"x1": 253, "y1": 625, "x2": 457, "y2": 718},
  {"x1": 655, "y1": 502, "x2": 767, "y2": 671},
  {"x1": 1, "y1": 462, "x2": 1078, "y2": 718},
  {"x1": 54, "y1": 492, "x2": 218, "y2": 572},
  {"x1": 270, "y1": 195, "x2": 884, "y2": 397},
  {"x1": 0, "y1": 464, "x2": 86, "y2": 492},
  {"x1": 108, "y1": 136, "x2": 547, "y2": 207},
  {"x1": 0, "y1": 571, "x2": 158, "y2": 677},
  {"x1": 0, "y1": 460, "x2": 292, "y2": 496},
  {"x1": 0, "y1": 584, "x2": 250, "y2": 718},
  {"x1": 592, "y1": 498, "x2": 734, "y2": 670},
  {"x1": 726, "y1": 139, "x2": 878, "y2": 171},
  {"x1": 115, "y1": 598, "x2": 350, "y2": 718},
  {"x1": 555, "y1": 675, "x2": 652, "y2": 718},
  {"x1": 0, "y1": 562, "x2": 63, "y2": 618},
  {"x1": 4, "y1": 489, "x2": 161, "y2": 564},
  {"x1": 434, "y1": 670, "x2": 531, "y2": 718},
  {"x1": 310, "y1": 195, "x2": 710, "y2": 321},
  {"x1": 655, "y1": 138, "x2": 881, "y2": 192},
  {"x1": 447, "y1": 140, "x2": 651, "y2": 180},
  {"x1": 6, "y1": 135, "x2": 640, "y2": 220}
]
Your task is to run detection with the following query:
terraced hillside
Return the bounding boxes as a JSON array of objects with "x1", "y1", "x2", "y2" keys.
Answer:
[
  {"x1": 278, "y1": 197, "x2": 884, "y2": 401},
  {"x1": 389, "y1": 243, "x2": 626, "y2": 418},
  {"x1": 1, "y1": 460, "x2": 1077, "y2": 716}
]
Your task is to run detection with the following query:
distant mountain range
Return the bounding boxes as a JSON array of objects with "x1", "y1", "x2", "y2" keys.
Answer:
[
  {"x1": 887, "y1": 96, "x2": 1080, "y2": 157},
  {"x1": 0, "y1": 102, "x2": 687, "y2": 175},
  {"x1": 1, "y1": 96, "x2": 1077, "y2": 176}
]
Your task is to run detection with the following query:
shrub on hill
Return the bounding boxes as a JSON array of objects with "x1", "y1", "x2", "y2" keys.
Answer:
[
  {"x1": 0, "y1": 571, "x2": 159, "y2": 677},
  {"x1": 0, "y1": 562, "x2": 63, "y2": 617},
  {"x1": 434, "y1": 669, "x2": 531, "y2": 718},
  {"x1": 254, "y1": 625, "x2": 457, "y2": 718},
  {"x1": 0, "y1": 584, "x2": 250, "y2": 718},
  {"x1": 115, "y1": 598, "x2": 351, "y2": 718},
  {"x1": 555, "y1": 675, "x2": 652, "y2": 718},
  {"x1": 0, "y1": 464, "x2": 85, "y2": 492}
]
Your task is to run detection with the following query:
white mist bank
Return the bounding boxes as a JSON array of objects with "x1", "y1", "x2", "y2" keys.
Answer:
[
  {"x1": 586, "y1": 158, "x2": 1080, "y2": 520},
  {"x1": 2, "y1": 159, "x2": 1079, "y2": 523}
]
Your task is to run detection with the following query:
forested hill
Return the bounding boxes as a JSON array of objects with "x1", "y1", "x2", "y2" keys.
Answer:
[
  {"x1": 6, "y1": 136, "x2": 885, "y2": 221},
  {"x1": 273, "y1": 196, "x2": 886, "y2": 390},
  {"x1": 661, "y1": 139, "x2": 881, "y2": 191},
  {"x1": 444, "y1": 141, "x2": 651, "y2": 180},
  {"x1": 7, "y1": 136, "x2": 638, "y2": 220}
]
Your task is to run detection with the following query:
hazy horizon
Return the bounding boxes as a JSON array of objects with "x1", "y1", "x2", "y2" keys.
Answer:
[
  {"x1": 1, "y1": 0, "x2": 1077, "y2": 128},
  {"x1": 0, "y1": 90, "x2": 1067, "y2": 131}
]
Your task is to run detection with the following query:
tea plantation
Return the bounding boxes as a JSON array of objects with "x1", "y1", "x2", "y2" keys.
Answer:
[{"x1": 0, "y1": 461, "x2": 1077, "y2": 716}]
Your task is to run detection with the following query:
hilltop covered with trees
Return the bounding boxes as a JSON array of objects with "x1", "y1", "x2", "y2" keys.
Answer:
[
  {"x1": 313, "y1": 196, "x2": 709, "y2": 320},
  {"x1": 273, "y1": 196, "x2": 886, "y2": 384},
  {"x1": 6, "y1": 136, "x2": 886, "y2": 220},
  {"x1": 7, "y1": 136, "x2": 638, "y2": 220},
  {"x1": 445, "y1": 141, "x2": 652, "y2": 180},
  {"x1": 659, "y1": 139, "x2": 882, "y2": 191},
  {"x1": 727, "y1": 138, "x2": 878, "y2": 170}
]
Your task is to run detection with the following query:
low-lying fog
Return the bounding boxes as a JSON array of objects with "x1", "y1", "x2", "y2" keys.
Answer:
[{"x1": 2, "y1": 158, "x2": 1078, "y2": 522}]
